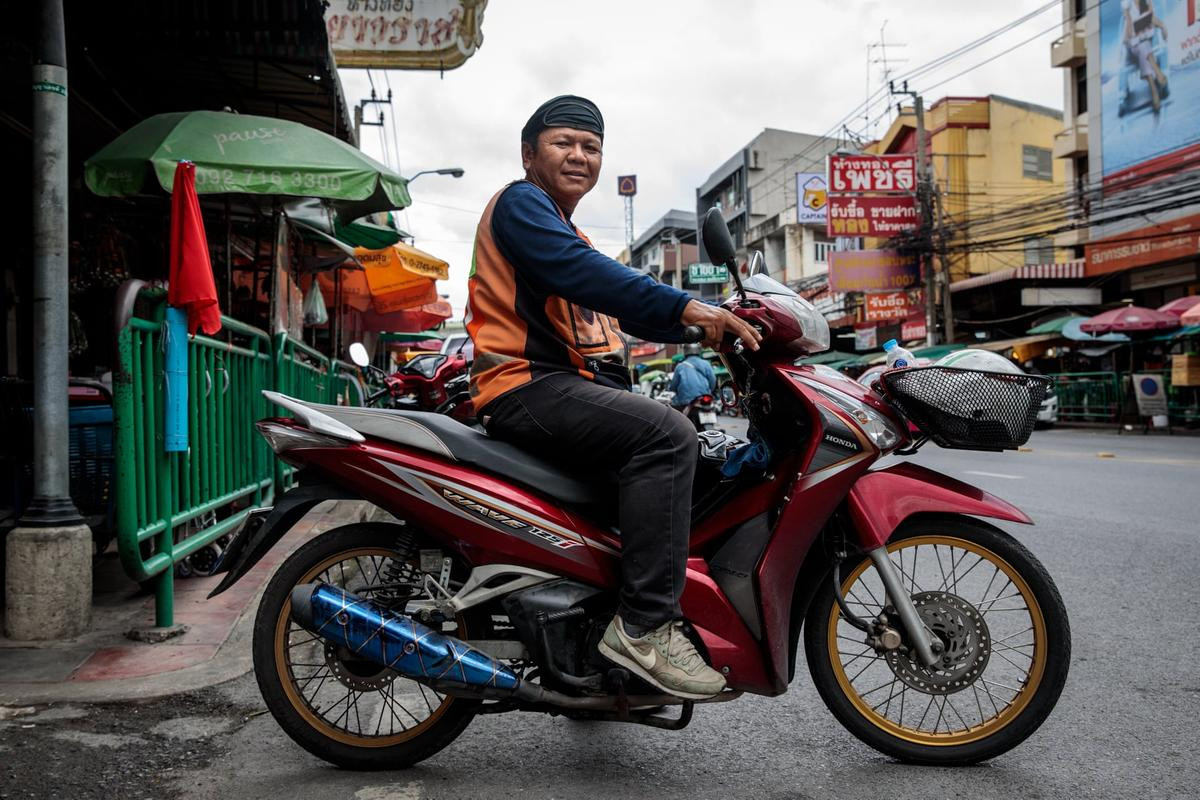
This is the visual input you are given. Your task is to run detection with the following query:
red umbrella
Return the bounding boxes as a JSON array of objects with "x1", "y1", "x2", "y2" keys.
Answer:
[
  {"x1": 1079, "y1": 305, "x2": 1178, "y2": 333},
  {"x1": 361, "y1": 299, "x2": 453, "y2": 332},
  {"x1": 166, "y1": 161, "x2": 221, "y2": 335},
  {"x1": 1158, "y1": 296, "x2": 1200, "y2": 318}
]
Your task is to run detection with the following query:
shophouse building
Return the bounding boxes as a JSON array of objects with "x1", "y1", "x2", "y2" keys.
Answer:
[
  {"x1": 864, "y1": 95, "x2": 1095, "y2": 342},
  {"x1": 629, "y1": 210, "x2": 699, "y2": 294},
  {"x1": 695, "y1": 129, "x2": 842, "y2": 284},
  {"x1": 1051, "y1": 0, "x2": 1200, "y2": 308}
]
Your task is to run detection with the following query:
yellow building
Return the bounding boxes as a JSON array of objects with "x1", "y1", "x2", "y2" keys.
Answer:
[{"x1": 869, "y1": 95, "x2": 1067, "y2": 282}]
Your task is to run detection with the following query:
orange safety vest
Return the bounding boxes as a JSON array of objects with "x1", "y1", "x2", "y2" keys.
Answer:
[{"x1": 466, "y1": 183, "x2": 629, "y2": 413}]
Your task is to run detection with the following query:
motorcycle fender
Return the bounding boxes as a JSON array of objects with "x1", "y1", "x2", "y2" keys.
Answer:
[
  {"x1": 847, "y1": 462, "x2": 1032, "y2": 550},
  {"x1": 206, "y1": 482, "x2": 360, "y2": 598}
]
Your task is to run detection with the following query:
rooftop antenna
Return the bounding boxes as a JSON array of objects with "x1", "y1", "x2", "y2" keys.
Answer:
[{"x1": 865, "y1": 20, "x2": 907, "y2": 138}]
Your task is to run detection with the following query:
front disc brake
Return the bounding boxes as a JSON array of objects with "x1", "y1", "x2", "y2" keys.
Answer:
[{"x1": 884, "y1": 591, "x2": 990, "y2": 695}]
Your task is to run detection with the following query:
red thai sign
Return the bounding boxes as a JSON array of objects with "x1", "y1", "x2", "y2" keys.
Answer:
[
  {"x1": 827, "y1": 195, "x2": 919, "y2": 237},
  {"x1": 901, "y1": 314, "x2": 927, "y2": 342},
  {"x1": 864, "y1": 292, "x2": 910, "y2": 321},
  {"x1": 828, "y1": 154, "x2": 916, "y2": 194},
  {"x1": 1085, "y1": 213, "x2": 1200, "y2": 275},
  {"x1": 828, "y1": 250, "x2": 921, "y2": 293}
]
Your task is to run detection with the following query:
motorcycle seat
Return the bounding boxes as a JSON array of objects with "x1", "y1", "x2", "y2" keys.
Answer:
[{"x1": 304, "y1": 402, "x2": 609, "y2": 507}]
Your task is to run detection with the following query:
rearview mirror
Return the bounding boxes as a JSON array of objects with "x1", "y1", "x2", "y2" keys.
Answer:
[
  {"x1": 748, "y1": 250, "x2": 764, "y2": 277},
  {"x1": 348, "y1": 342, "x2": 370, "y2": 368},
  {"x1": 702, "y1": 207, "x2": 736, "y2": 267}
]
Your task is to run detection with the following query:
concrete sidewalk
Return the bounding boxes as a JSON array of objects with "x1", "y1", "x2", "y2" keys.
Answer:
[{"x1": 0, "y1": 501, "x2": 370, "y2": 706}]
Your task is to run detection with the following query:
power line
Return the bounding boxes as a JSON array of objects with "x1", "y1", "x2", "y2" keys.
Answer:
[{"x1": 747, "y1": 0, "x2": 1061, "y2": 205}]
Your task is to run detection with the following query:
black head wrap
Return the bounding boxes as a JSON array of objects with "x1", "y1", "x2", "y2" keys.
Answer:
[{"x1": 520, "y1": 95, "x2": 604, "y2": 146}]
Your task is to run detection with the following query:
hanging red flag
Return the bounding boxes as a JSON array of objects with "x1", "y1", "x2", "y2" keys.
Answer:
[{"x1": 166, "y1": 161, "x2": 221, "y2": 335}]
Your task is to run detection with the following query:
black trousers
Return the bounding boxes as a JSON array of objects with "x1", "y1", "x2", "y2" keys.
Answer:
[{"x1": 483, "y1": 373, "x2": 697, "y2": 628}]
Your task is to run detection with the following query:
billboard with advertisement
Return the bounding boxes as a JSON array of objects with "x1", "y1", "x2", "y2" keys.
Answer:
[
  {"x1": 827, "y1": 195, "x2": 919, "y2": 237},
  {"x1": 828, "y1": 250, "x2": 921, "y2": 292},
  {"x1": 795, "y1": 173, "x2": 828, "y2": 223},
  {"x1": 1099, "y1": 0, "x2": 1200, "y2": 186},
  {"x1": 828, "y1": 155, "x2": 916, "y2": 193}
]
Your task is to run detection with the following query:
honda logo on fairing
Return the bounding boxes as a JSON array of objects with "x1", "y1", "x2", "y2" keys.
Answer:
[{"x1": 823, "y1": 433, "x2": 859, "y2": 450}]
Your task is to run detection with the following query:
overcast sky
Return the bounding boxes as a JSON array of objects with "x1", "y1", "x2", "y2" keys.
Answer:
[{"x1": 338, "y1": 0, "x2": 1066, "y2": 314}]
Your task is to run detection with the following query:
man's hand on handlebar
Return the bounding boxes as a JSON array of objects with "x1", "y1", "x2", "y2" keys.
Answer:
[{"x1": 680, "y1": 299, "x2": 762, "y2": 351}]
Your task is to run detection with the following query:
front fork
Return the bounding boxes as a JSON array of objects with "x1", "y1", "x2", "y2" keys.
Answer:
[{"x1": 833, "y1": 547, "x2": 944, "y2": 668}]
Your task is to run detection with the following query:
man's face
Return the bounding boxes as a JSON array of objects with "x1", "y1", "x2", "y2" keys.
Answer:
[{"x1": 522, "y1": 127, "x2": 602, "y2": 212}]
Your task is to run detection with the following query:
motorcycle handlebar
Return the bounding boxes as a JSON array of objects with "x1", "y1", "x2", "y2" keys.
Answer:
[{"x1": 681, "y1": 325, "x2": 705, "y2": 343}]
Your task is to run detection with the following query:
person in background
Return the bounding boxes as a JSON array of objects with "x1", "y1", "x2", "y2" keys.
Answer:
[{"x1": 668, "y1": 343, "x2": 717, "y2": 427}]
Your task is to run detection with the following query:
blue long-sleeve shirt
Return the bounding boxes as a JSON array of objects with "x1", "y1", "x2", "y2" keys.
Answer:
[
  {"x1": 668, "y1": 355, "x2": 717, "y2": 406},
  {"x1": 490, "y1": 181, "x2": 692, "y2": 342}
]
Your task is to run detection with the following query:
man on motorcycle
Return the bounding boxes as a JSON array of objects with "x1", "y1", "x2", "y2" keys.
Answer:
[
  {"x1": 668, "y1": 343, "x2": 718, "y2": 422},
  {"x1": 466, "y1": 94, "x2": 760, "y2": 699}
]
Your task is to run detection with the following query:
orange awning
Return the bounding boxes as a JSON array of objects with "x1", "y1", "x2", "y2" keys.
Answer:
[{"x1": 317, "y1": 242, "x2": 449, "y2": 315}]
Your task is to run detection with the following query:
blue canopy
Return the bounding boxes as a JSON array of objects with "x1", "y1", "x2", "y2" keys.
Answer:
[{"x1": 1061, "y1": 317, "x2": 1130, "y2": 343}]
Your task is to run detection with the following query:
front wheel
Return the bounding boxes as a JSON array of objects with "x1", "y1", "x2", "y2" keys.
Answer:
[{"x1": 805, "y1": 517, "x2": 1070, "y2": 765}]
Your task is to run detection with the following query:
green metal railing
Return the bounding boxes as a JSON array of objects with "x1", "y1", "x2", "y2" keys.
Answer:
[
  {"x1": 115, "y1": 307, "x2": 276, "y2": 626},
  {"x1": 114, "y1": 290, "x2": 366, "y2": 626},
  {"x1": 1048, "y1": 372, "x2": 1123, "y2": 422},
  {"x1": 1048, "y1": 370, "x2": 1200, "y2": 424}
]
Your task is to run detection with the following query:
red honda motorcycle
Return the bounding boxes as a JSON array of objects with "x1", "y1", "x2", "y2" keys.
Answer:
[
  {"x1": 210, "y1": 210, "x2": 1069, "y2": 770},
  {"x1": 365, "y1": 343, "x2": 474, "y2": 423}
]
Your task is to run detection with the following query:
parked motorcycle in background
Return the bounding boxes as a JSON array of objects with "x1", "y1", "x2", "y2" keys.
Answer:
[{"x1": 360, "y1": 338, "x2": 474, "y2": 423}]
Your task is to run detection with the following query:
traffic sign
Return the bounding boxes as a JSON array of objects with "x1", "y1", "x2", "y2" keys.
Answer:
[{"x1": 688, "y1": 262, "x2": 728, "y2": 285}]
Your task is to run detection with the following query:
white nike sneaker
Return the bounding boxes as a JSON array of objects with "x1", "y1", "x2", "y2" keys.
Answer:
[{"x1": 597, "y1": 615, "x2": 726, "y2": 699}]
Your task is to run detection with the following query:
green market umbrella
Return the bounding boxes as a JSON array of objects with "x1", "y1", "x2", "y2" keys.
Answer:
[
  {"x1": 1026, "y1": 315, "x2": 1081, "y2": 335},
  {"x1": 85, "y1": 110, "x2": 411, "y2": 221}
]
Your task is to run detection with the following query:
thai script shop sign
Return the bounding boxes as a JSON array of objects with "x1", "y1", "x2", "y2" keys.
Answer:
[
  {"x1": 1085, "y1": 213, "x2": 1200, "y2": 275},
  {"x1": 325, "y1": 0, "x2": 488, "y2": 70},
  {"x1": 864, "y1": 291, "x2": 910, "y2": 321},
  {"x1": 688, "y1": 262, "x2": 729, "y2": 285},
  {"x1": 827, "y1": 195, "x2": 919, "y2": 237},
  {"x1": 828, "y1": 250, "x2": 920, "y2": 293},
  {"x1": 828, "y1": 154, "x2": 916, "y2": 193}
]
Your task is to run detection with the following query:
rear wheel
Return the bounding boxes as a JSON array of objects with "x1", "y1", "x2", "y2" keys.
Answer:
[
  {"x1": 805, "y1": 517, "x2": 1070, "y2": 765},
  {"x1": 252, "y1": 522, "x2": 481, "y2": 769}
]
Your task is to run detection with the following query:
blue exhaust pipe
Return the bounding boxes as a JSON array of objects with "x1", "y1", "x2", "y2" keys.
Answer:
[{"x1": 289, "y1": 583, "x2": 520, "y2": 694}]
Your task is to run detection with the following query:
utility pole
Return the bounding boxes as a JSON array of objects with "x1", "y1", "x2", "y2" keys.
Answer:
[
  {"x1": 891, "y1": 81, "x2": 936, "y2": 346},
  {"x1": 934, "y1": 191, "x2": 956, "y2": 343},
  {"x1": 7, "y1": 0, "x2": 93, "y2": 640},
  {"x1": 353, "y1": 89, "x2": 391, "y2": 150}
]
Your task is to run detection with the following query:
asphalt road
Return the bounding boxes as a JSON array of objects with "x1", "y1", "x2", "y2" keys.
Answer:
[{"x1": 4, "y1": 427, "x2": 1198, "y2": 799}]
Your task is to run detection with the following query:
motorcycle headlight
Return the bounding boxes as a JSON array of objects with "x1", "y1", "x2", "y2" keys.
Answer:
[{"x1": 819, "y1": 388, "x2": 904, "y2": 450}]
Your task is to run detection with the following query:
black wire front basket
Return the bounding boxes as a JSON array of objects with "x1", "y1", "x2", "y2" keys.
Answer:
[{"x1": 880, "y1": 366, "x2": 1050, "y2": 451}]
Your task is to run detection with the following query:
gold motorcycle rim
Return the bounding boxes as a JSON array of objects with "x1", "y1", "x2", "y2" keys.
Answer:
[
  {"x1": 826, "y1": 535, "x2": 1048, "y2": 747},
  {"x1": 274, "y1": 547, "x2": 459, "y2": 748}
]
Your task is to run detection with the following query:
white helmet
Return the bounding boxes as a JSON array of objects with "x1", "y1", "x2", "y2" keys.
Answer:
[{"x1": 935, "y1": 348, "x2": 1025, "y2": 375}]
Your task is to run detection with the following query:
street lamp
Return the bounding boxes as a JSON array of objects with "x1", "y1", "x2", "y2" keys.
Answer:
[{"x1": 407, "y1": 167, "x2": 465, "y2": 183}]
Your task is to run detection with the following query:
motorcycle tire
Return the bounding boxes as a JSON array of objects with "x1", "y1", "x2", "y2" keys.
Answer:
[
  {"x1": 804, "y1": 517, "x2": 1070, "y2": 765},
  {"x1": 252, "y1": 522, "x2": 483, "y2": 770}
]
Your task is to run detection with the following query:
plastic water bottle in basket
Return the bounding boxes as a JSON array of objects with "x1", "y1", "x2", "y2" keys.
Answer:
[
  {"x1": 882, "y1": 338, "x2": 915, "y2": 369},
  {"x1": 879, "y1": 349, "x2": 1050, "y2": 451}
]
